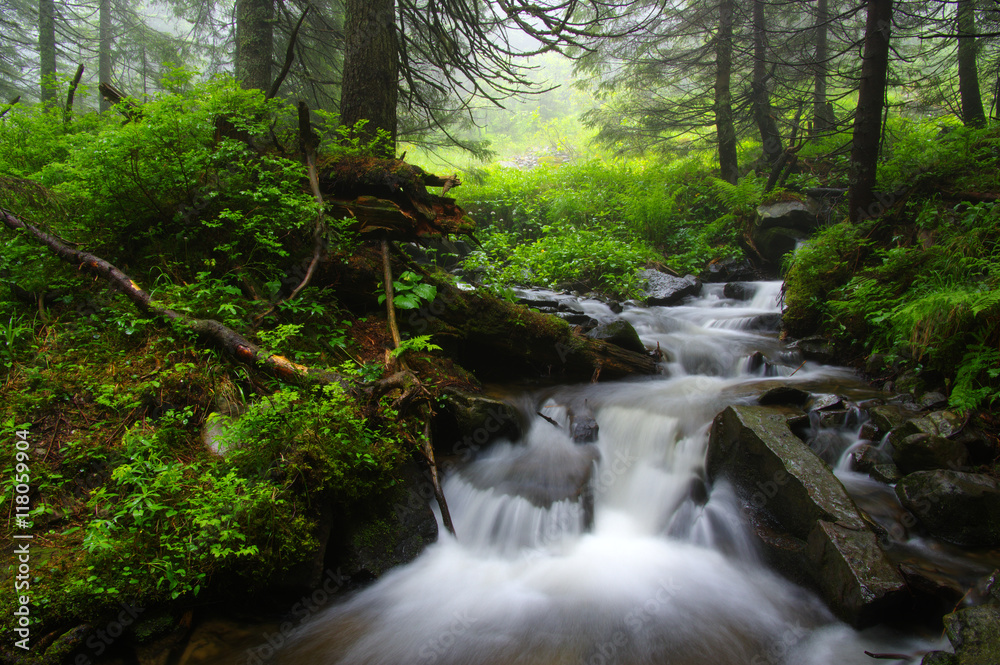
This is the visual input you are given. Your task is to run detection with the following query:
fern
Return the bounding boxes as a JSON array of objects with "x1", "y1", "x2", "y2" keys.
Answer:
[
  {"x1": 709, "y1": 172, "x2": 765, "y2": 217},
  {"x1": 951, "y1": 342, "x2": 1000, "y2": 412}
]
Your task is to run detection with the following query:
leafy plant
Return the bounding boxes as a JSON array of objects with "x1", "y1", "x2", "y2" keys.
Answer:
[{"x1": 379, "y1": 271, "x2": 437, "y2": 310}]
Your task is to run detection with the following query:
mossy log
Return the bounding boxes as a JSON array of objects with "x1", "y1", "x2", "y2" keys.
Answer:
[
  {"x1": 398, "y1": 279, "x2": 657, "y2": 382},
  {"x1": 0, "y1": 208, "x2": 342, "y2": 386},
  {"x1": 318, "y1": 156, "x2": 474, "y2": 241}
]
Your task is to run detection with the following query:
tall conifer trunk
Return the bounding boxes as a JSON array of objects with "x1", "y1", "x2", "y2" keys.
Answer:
[
  {"x1": 340, "y1": 0, "x2": 398, "y2": 154},
  {"x1": 99, "y1": 0, "x2": 111, "y2": 112},
  {"x1": 957, "y1": 0, "x2": 985, "y2": 127},
  {"x1": 235, "y1": 0, "x2": 274, "y2": 91},
  {"x1": 812, "y1": 0, "x2": 833, "y2": 134},
  {"x1": 849, "y1": 0, "x2": 892, "y2": 222},
  {"x1": 752, "y1": 0, "x2": 783, "y2": 165},
  {"x1": 38, "y1": 0, "x2": 56, "y2": 103},
  {"x1": 715, "y1": 0, "x2": 738, "y2": 184}
]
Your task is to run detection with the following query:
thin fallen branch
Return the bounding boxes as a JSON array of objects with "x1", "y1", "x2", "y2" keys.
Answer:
[
  {"x1": 0, "y1": 95, "x2": 20, "y2": 119},
  {"x1": 65, "y1": 64, "x2": 84, "y2": 121},
  {"x1": 267, "y1": 8, "x2": 310, "y2": 101},
  {"x1": 380, "y1": 235, "x2": 455, "y2": 537},
  {"x1": 0, "y1": 208, "x2": 341, "y2": 386}
]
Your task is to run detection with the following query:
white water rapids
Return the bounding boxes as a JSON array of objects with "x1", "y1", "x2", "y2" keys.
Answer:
[{"x1": 275, "y1": 282, "x2": 942, "y2": 665}]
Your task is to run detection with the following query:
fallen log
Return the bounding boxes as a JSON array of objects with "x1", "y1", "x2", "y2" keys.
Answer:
[{"x1": 1, "y1": 208, "x2": 341, "y2": 386}]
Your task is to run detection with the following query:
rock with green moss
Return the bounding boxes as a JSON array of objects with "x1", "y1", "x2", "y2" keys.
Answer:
[
  {"x1": 585, "y1": 319, "x2": 646, "y2": 354},
  {"x1": 945, "y1": 605, "x2": 1000, "y2": 665},
  {"x1": 896, "y1": 471, "x2": 1000, "y2": 547}
]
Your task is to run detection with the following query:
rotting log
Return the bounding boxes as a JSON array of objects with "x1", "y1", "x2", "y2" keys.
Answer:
[
  {"x1": 1, "y1": 208, "x2": 341, "y2": 386},
  {"x1": 318, "y1": 156, "x2": 474, "y2": 242}
]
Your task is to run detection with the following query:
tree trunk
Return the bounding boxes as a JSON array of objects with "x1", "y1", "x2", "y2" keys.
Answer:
[
  {"x1": 38, "y1": 0, "x2": 56, "y2": 104},
  {"x1": 848, "y1": 0, "x2": 893, "y2": 223},
  {"x1": 957, "y1": 0, "x2": 985, "y2": 127},
  {"x1": 812, "y1": 0, "x2": 834, "y2": 134},
  {"x1": 235, "y1": 0, "x2": 274, "y2": 91},
  {"x1": 340, "y1": 0, "x2": 398, "y2": 155},
  {"x1": 752, "y1": 0, "x2": 783, "y2": 165},
  {"x1": 715, "y1": 0, "x2": 739, "y2": 185},
  {"x1": 99, "y1": 0, "x2": 111, "y2": 112}
]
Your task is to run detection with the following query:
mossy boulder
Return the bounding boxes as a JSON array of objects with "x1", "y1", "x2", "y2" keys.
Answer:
[
  {"x1": 585, "y1": 319, "x2": 646, "y2": 354},
  {"x1": 892, "y1": 433, "x2": 969, "y2": 473},
  {"x1": 707, "y1": 405, "x2": 906, "y2": 626},
  {"x1": 895, "y1": 471, "x2": 1000, "y2": 547}
]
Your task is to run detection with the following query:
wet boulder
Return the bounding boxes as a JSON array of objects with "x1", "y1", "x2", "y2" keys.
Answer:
[
  {"x1": 945, "y1": 605, "x2": 1000, "y2": 665},
  {"x1": 895, "y1": 470, "x2": 1000, "y2": 547},
  {"x1": 638, "y1": 269, "x2": 702, "y2": 306},
  {"x1": 892, "y1": 433, "x2": 969, "y2": 474},
  {"x1": 756, "y1": 198, "x2": 821, "y2": 233},
  {"x1": 707, "y1": 405, "x2": 906, "y2": 626},
  {"x1": 700, "y1": 255, "x2": 759, "y2": 282},
  {"x1": 436, "y1": 389, "x2": 522, "y2": 456},
  {"x1": 723, "y1": 281, "x2": 758, "y2": 301},
  {"x1": 758, "y1": 386, "x2": 811, "y2": 407},
  {"x1": 586, "y1": 319, "x2": 646, "y2": 354}
]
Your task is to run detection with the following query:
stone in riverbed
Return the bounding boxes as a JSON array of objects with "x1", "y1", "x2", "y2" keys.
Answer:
[
  {"x1": 945, "y1": 605, "x2": 1000, "y2": 665},
  {"x1": 707, "y1": 405, "x2": 906, "y2": 626},
  {"x1": 586, "y1": 319, "x2": 646, "y2": 354},
  {"x1": 637, "y1": 269, "x2": 702, "y2": 306},
  {"x1": 758, "y1": 386, "x2": 811, "y2": 407},
  {"x1": 723, "y1": 281, "x2": 758, "y2": 300},
  {"x1": 892, "y1": 432, "x2": 969, "y2": 473},
  {"x1": 895, "y1": 470, "x2": 1000, "y2": 547}
]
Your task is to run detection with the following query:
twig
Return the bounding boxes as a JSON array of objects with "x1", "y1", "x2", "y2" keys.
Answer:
[
  {"x1": 0, "y1": 95, "x2": 20, "y2": 119},
  {"x1": 65, "y1": 64, "x2": 84, "y2": 121},
  {"x1": 788, "y1": 359, "x2": 807, "y2": 376},
  {"x1": 267, "y1": 8, "x2": 310, "y2": 101},
  {"x1": 864, "y1": 651, "x2": 914, "y2": 661},
  {"x1": 536, "y1": 411, "x2": 561, "y2": 428}
]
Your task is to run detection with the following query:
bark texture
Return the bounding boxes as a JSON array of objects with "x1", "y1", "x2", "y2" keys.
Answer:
[
  {"x1": 38, "y1": 0, "x2": 56, "y2": 104},
  {"x1": 715, "y1": 0, "x2": 739, "y2": 185},
  {"x1": 752, "y1": 0, "x2": 783, "y2": 165},
  {"x1": 235, "y1": 0, "x2": 274, "y2": 91},
  {"x1": 957, "y1": 0, "x2": 985, "y2": 127},
  {"x1": 849, "y1": 0, "x2": 893, "y2": 222},
  {"x1": 340, "y1": 0, "x2": 398, "y2": 154}
]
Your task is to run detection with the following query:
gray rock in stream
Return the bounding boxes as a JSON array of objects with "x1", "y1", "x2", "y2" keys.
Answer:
[
  {"x1": 637, "y1": 269, "x2": 702, "y2": 306},
  {"x1": 895, "y1": 470, "x2": 1000, "y2": 547},
  {"x1": 893, "y1": 433, "x2": 969, "y2": 473},
  {"x1": 707, "y1": 405, "x2": 907, "y2": 627},
  {"x1": 585, "y1": 319, "x2": 646, "y2": 354},
  {"x1": 922, "y1": 605, "x2": 1000, "y2": 665}
]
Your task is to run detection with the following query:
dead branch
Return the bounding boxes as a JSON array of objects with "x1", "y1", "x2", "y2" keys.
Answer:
[
  {"x1": 0, "y1": 208, "x2": 342, "y2": 386},
  {"x1": 0, "y1": 95, "x2": 20, "y2": 119},
  {"x1": 267, "y1": 7, "x2": 310, "y2": 101},
  {"x1": 65, "y1": 64, "x2": 84, "y2": 121}
]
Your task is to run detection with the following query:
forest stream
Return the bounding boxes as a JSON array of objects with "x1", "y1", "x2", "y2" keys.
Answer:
[{"x1": 196, "y1": 281, "x2": 999, "y2": 665}]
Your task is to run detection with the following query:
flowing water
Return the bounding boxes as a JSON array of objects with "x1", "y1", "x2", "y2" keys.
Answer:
[{"x1": 274, "y1": 282, "x2": 944, "y2": 665}]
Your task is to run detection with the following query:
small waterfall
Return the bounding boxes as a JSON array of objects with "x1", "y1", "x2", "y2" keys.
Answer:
[{"x1": 275, "y1": 282, "x2": 944, "y2": 665}]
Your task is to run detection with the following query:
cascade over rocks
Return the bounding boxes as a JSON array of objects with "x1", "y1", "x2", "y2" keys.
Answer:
[
  {"x1": 707, "y1": 405, "x2": 907, "y2": 626},
  {"x1": 741, "y1": 198, "x2": 821, "y2": 270}
]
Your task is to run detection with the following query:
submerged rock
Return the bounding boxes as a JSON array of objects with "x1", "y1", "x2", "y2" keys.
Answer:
[
  {"x1": 638, "y1": 269, "x2": 702, "y2": 306},
  {"x1": 758, "y1": 386, "x2": 811, "y2": 407},
  {"x1": 707, "y1": 405, "x2": 906, "y2": 626},
  {"x1": 723, "y1": 281, "x2": 758, "y2": 301},
  {"x1": 895, "y1": 470, "x2": 1000, "y2": 547},
  {"x1": 585, "y1": 319, "x2": 646, "y2": 354}
]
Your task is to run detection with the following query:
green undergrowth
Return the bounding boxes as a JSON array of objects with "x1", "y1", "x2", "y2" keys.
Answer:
[
  {"x1": 783, "y1": 121, "x2": 1000, "y2": 412},
  {"x1": 0, "y1": 76, "x2": 422, "y2": 641},
  {"x1": 0, "y1": 283, "x2": 412, "y2": 632},
  {"x1": 454, "y1": 156, "x2": 743, "y2": 298}
]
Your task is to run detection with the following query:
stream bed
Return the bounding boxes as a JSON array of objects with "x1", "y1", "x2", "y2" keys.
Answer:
[{"x1": 263, "y1": 282, "x2": 960, "y2": 664}]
